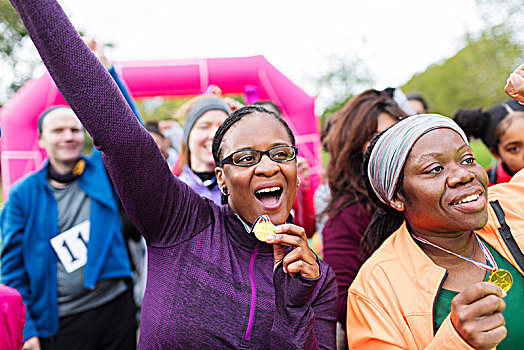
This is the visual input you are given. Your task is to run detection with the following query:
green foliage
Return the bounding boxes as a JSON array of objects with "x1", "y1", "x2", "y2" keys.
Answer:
[
  {"x1": 402, "y1": 24, "x2": 523, "y2": 117},
  {"x1": 137, "y1": 98, "x2": 188, "y2": 123},
  {"x1": 0, "y1": 0, "x2": 27, "y2": 54},
  {"x1": 315, "y1": 55, "x2": 374, "y2": 129},
  {"x1": 318, "y1": 94, "x2": 352, "y2": 130},
  {"x1": 470, "y1": 139, "x2": 494, "y2": 169},
  {"x1": 0, "y1": 0, "x2": 33, "y2": 98},
  {"x1": 401, "y1": 23, "x2": 523, "y2": 169},
  {"x1": 136, "y1": 95, "x2": 245, "y2": 124}
]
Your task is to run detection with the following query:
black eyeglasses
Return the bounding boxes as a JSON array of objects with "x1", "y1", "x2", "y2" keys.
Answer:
[{"x1": 220, "y1": 145, "x2": 298, "y2": 167}]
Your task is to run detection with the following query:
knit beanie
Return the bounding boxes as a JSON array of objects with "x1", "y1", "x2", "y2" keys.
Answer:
[
  {"x1": 183, "y1": 97, "x2": 231, "y2": 146},
  {"x1": 37, "y1": 106, "x2": 71, "y2": 135}
]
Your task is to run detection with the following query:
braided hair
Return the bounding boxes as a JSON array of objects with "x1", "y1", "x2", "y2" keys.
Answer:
[
  {"x1": 360, "y1": 130, "x2": 409, "y2": 257},
  {"x1": 212, "y1": 105, "x2": 295, "y2": 166}
]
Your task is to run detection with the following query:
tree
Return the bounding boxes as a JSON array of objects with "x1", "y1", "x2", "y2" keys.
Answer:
[
  {"x1": 0, "y1": 0, "x2": 38, "y2": 104},
  {"x1": 314, "y1": 55, "x2": 375, "y2": 128},
  {"x1": 402, "y1": 24, "x2": 523, "y2": 118}
]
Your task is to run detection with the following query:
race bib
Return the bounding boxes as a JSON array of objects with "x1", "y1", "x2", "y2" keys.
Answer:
[{"x1": 50, "y1": 220, "x2": 90, "y2": 273}]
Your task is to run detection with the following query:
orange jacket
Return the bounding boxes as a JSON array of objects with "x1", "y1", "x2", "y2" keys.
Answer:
[{"x1": 347, "y1": 169, "x2": 524, "y2": 349}]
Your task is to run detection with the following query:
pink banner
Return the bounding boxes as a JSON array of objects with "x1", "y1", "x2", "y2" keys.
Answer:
[{"x1": 0, "y1": 56, "x2": 321, "y2": 198}]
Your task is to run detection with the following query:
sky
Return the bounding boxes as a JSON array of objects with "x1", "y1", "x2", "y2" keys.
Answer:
[{"x1": 36, "y1": 1, "x2": 485, "y2": 110}]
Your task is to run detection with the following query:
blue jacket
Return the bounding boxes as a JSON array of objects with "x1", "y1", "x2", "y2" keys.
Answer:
[{"x1": 0, "y1": 151, "x2": 132, "y2": 340}]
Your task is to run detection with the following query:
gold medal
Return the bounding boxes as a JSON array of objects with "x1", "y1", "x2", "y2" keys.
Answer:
[
  {"x1": 488, "y1": 269, "x2": 513, "y2": 292},
  {"x1": 253, "y1": 221, "x2": 275, "y2": 242}
]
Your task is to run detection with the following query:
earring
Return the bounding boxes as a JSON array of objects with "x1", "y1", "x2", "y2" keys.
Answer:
[
  {"x1": 396, "y1": 204, "x2": 402, "y2": 209},
  {"x1": 220, "y1": 187, "x2": 229, "y2": 196},
  {"x1": 296, "y1": 176, "x2": 301, "y2": 188}
]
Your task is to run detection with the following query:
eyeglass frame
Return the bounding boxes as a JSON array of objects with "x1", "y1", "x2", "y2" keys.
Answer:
[{"x1": 219, "y1": 145, "x2": 298, "y2": 167}]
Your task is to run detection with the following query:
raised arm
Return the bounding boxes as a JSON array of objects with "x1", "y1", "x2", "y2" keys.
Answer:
[{"x1": 9, "y1": 0, "x2": 211, "y2": 244}]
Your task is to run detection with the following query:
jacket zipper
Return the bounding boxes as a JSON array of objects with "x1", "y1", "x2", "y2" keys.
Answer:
[{"x1": 244, "y1": 244, "x2": 259, "y2": 340}]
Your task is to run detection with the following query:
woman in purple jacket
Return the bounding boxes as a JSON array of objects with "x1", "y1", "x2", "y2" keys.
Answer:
[{"x1": 8, "y1": 0, "x2": 338, "y2": 349}]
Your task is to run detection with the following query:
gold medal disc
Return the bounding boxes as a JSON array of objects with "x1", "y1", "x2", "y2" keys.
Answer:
[
  {"x1": 253, "y1": 222, "x2": 275, "y2": 242},
  {"x1": 488, "y1": 269, "x2": 513, "y2": 292}
]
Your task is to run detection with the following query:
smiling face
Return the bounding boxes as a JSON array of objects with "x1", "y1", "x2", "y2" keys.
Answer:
[
  {"x1": 188, "y1": 110, "x2": 229, "y2": 172},
  {"x1": 495, "y1": 112, "x2": 524, "y2": 174},
  {"x1": 395, "y1": 128, "x2": 489, "y2": 237},
  {"x1": 38, "y1": 108, "x2": 84, "y2": 172},
  {"x1": 215, "y1": 113, "x2": 297, "y2": 225}
]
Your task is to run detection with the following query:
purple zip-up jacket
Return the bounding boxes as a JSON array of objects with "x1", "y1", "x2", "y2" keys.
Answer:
[{"x1": 9, "y1": 0, "x2": 338, "y2": 348}]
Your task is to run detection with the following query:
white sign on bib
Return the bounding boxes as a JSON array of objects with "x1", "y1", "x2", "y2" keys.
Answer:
[{"x1": 50, "y1": 220, "x2": 90, "y2": 273}]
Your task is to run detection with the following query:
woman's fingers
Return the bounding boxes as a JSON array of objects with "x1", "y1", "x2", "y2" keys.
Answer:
[
  {"x1": 280, "y1": 246, "x2": 319, "y2": 279},
  {"x1": 265, "y1": 224, "x2": 319, "y2": 279},
  {"x1": 451, "y1": 282, "x2": 507, "y2": 350},
  {"x1": 453, "y1": 282, "x2": 506, "y2": 308}
]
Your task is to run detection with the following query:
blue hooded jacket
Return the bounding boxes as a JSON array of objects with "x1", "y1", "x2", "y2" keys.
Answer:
[{"x1": 0, "y1": 151, "x2": 132, "y2": 340}]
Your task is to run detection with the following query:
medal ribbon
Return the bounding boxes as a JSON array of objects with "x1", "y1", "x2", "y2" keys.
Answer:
[
  {"x1": 411, "y1": 233, "x2": 497, "y2": 272},
  {"x1": 235, "y1": 214, "x2": 271, "y2": 233}
]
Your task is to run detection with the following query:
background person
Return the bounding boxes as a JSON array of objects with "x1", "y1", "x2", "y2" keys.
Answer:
[
  {"x1": 1, "y1": 107, "x2": 136, "y2": 350},
  {"x1": 8, "y1": 0, "x2": 340, "y2": 348},
  {"x1": 0, "y1": 284, "x2": 25, "y2": 350},
  {"x1": 176, "y1": 95, "x2": 231, "y2": 205},
  {"x1": 145, "y1": 120, "x2": 175, "y2": 169},
  {"x1": 453, "y1": 99, "x2": 524, "y2": 185},
  {"x1": 407, "y1": 93, "x2": 430, "y2": 114},
  {"x1": 320, "y1": 89, "x2": 406, "y2": 345}
]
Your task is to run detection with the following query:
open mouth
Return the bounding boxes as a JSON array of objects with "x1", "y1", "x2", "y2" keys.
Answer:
[{"x1": 255, "y1": 186, "x2": 283, "y2": 207}]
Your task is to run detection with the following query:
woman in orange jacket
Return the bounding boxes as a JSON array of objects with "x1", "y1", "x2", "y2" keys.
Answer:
[{"x1": 347, "y1": 111, "x2": 524, "y2": 349}]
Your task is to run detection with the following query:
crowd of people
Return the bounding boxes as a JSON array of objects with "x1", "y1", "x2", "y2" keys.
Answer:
[{"x1": 1, "y1": 0, "x2": 524, "y2": 349}]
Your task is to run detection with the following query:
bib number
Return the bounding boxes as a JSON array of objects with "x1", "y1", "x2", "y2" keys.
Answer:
[{"x1": 50, "y1": 220, "x2": 90, "y2": 273}]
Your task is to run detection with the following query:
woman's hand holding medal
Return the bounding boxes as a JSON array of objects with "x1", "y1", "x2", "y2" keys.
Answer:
[
  {"x1": 450, "y1": 282, "x2": 507, "y2": 350},
  {"x1": 264, "y1": 223, "x2": 320, "y2": 280}
]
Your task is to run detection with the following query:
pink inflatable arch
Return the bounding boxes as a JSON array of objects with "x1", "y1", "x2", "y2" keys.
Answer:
[{"x1": 0, "y1": 55, "x2": 321, "y2": 198}]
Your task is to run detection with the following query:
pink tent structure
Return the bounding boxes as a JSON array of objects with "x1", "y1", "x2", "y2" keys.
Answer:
[{"x1": 0, "y1": 55, "x2": 322, "y2": 198}]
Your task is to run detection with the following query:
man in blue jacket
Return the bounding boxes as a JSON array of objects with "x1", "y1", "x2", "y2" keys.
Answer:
[{"x1": 0, "y1": 106, "x2": 137, "y2": 350}]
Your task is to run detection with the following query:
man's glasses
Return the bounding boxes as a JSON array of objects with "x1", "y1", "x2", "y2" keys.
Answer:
[{"x1": 220, "y1": 145, "x2": 298, "y2": 167}]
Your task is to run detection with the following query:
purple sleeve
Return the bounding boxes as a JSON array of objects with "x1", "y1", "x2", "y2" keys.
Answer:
[
  {"x1": 271, "y1": 263, "x2": 338, "y2": 349},
  {"x1": 322, "y1": 203, "x2": 372, "y2": 326},
  {"x1": 9, "y1": 0, "x2": 212, "y2": 245}
]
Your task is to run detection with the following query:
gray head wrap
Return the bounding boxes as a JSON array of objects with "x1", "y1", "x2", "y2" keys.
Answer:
[
  {"x1": 183, "y1": 97, "x2": 231, "y2": 146},
  {"x1": 367, "y1": 114, "x2": 469, "y2": 206}
]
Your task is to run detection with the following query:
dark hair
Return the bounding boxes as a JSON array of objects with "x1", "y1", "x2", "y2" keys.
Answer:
[
  {"x1": 145, "y1": 125, "x2": 165, "y2": 139},
  {"x1": 145, "y1": 120, "x2": 160, "y2": 129},
  {"x1": 453, "y1": 99, "x2": 524, "y2": 153},
  {"x1": 407, "y1": 93, "x2": 429, "y2": 113},
  {"x1": 360, "y1": 131, "x2": 408, "y2": 257},
  {"x1": 252, "y1": 101, "x2": 281, "y2": 116},
  {"x1": 324, "y1": 89, "x2": 407, "y2": 218},
  {"x1": 212, "y1": 105, "x2": 295, "y2": 166}
]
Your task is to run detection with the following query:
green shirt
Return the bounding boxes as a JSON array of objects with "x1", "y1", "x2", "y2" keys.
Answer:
[{"x1": 434, "y1": 239, "x2": 524, "y2": 349}]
